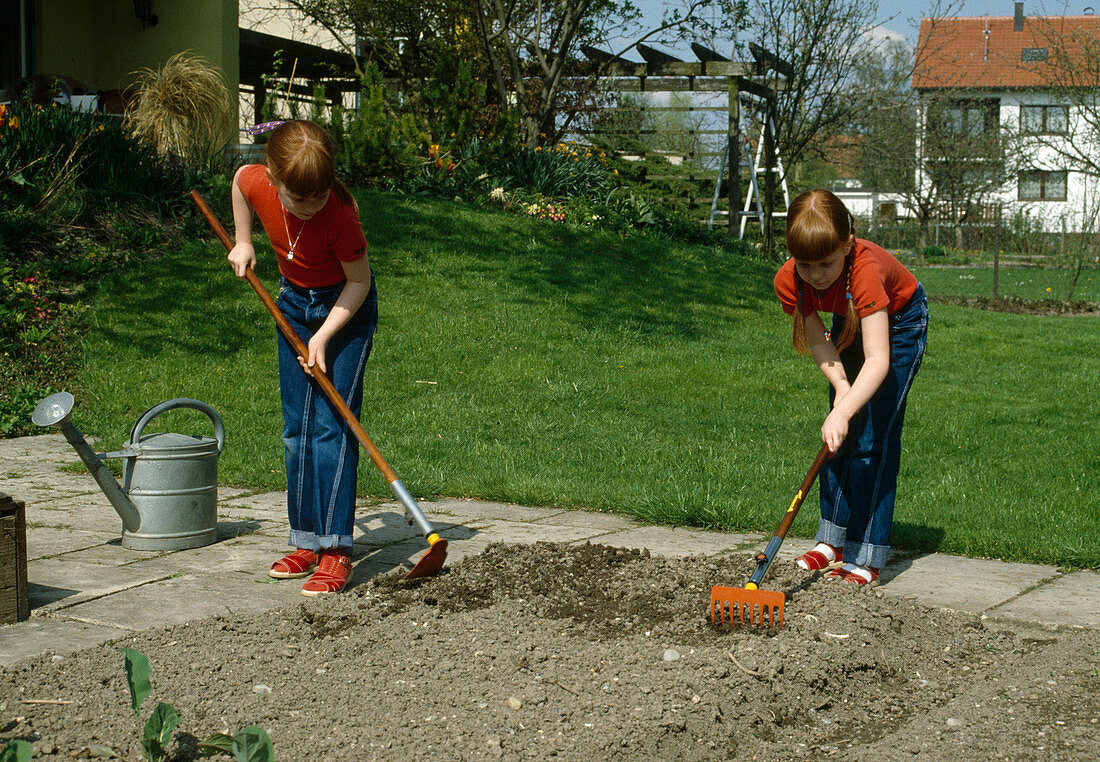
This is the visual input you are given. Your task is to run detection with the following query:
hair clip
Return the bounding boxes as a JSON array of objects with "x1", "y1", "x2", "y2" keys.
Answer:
[
  {"x1": 846, "y1": 292, "x2": 853, "y2": 300},
  {"x1": 247, "y1": 120, "x2": 286, "y2": 136}
]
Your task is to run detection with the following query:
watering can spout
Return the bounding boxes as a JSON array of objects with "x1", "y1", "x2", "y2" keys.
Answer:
[{"x1": 32, "y1": 392, "x2": 142, "y2": 533}]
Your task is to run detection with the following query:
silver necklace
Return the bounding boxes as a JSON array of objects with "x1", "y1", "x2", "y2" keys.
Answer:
[{"x1": 281, "y1": 204, "x2": 306, "y2": 261}]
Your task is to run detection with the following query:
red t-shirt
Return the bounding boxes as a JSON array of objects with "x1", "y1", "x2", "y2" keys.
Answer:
[
  {"x1": 237, "y1": 164, "x2": 367, "y2": 288},
  {"x1": 774, "y1": 239, "x2": 918, "y2": 318}
]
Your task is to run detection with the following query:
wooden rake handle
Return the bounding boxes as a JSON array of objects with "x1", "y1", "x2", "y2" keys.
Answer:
[
  {"x1": 746, "y1": 442, "x2": 831, "y2": 589},
  {"x1": 772, "y1": 442, "x2": 831, "y2": 543}
]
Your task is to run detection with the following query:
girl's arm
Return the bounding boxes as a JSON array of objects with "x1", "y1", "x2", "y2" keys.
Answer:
[
  {"x1": 299, "y1": 253, "x2": 372, "y2": 376},
  {"x1": 804, "y1": 311, "x2": 852, "y2": 398},
  {"x1": 228, "y1": 165, "x2": 257, "y2": 278},
  {"x1": 821, "y1": 309, "x2": 891, "y2": 452}
]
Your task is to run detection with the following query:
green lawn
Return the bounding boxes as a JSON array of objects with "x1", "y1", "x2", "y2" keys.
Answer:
[
  {"x1": 76, "y1": 192, "x2": 1100, "y2": 567},
  {"x1": 910, "y1": 263, "x2": 1100, "y2": 302}
]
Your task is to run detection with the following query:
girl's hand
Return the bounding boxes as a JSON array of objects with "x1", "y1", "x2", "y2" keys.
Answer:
[
  {"x1": 300, "y1": 331, "x2": 332, "y2": 376},
  {"x1": 227, "y1": 242, "x2": 256, "y2": 278},
  {"x1": 821, "y1": 408, "x2": 850, "y2": 454}
]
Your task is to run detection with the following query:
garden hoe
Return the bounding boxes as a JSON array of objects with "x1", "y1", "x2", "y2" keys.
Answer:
[
  {"x1": 711, "y1": 443, "x2": 831, "y2": 629},
  {"x1": 190, "y1": 191, "x2": 448, "y2": 579}
]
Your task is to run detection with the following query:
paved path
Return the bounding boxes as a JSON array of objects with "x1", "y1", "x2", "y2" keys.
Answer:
[{"x1": 1, "y1": 434, "x2": 1096, "y2": 667}]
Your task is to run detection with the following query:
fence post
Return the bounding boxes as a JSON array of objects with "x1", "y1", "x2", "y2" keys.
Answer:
[
  {"x1": 728, "y1": 76, "x2": 741, "y2": 238},
  {"x1": 993, "y1": 222, "x2": 1001, "y2": 300},
  {"x1": 763, "y1": 95, "x2": 777, "y2": 256}
]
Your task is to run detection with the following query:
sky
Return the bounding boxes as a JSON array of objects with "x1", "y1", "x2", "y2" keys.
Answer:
[{"x1": 619, "y1": 0, "x2": 1097, "y2": 55}]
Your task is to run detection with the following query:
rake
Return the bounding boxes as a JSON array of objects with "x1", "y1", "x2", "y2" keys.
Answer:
[
  {"x1": 711, "y1": 443, "x2": 831, "y2": 628},
  {"x1": 190, "y1": 191, "x2": 447, "y2": 579}
]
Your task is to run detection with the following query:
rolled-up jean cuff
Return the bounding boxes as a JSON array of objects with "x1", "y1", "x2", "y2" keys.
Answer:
[
  {"x1": 816, "y1": 519, "x2": 847, "y2": 549},
  {"x1": 845, "y1": 542, "x2": 890, "y2": 569},
  {"x1": 289, "y1": 530, "x2": 353, "y2": 553}
]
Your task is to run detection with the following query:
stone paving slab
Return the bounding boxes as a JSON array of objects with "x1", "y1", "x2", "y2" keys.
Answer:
[
  {"x1": 876, "y1": 553, "x2": 1060, "y2": 615},
  {"x1": 987, "y1": 569, "x2": 1100, "y2": 630},
  {"x1": 55, "y1": 571, "x2": 293, "y2": 631},
  {"x1": 26, "y1": 557, "x2": 177, "y2": 612},
  {"x1": 533, "y1": 510, "x2": 641, "y2": 532},
  {"x1": 417, "y1": 499, "x2": 568, "y2": 523},
  {"x1": 219, "y1": 491, "x2": 288, "y2": 520},
  {"x1": 24, "y1": 494, "x2": 141, "y2": 535},
  {"x1": 128, "y1": 534, "x2": 291, "y2": 576},
  {"x1": 592, "y1": 525, "x2": 765, "y2": 557},
  {"x1": 0, "y1": 619, "x2": 130, "y2": 667},
  {"x1": 25, "y1": 527, "x2": 116, "y2": 561}
]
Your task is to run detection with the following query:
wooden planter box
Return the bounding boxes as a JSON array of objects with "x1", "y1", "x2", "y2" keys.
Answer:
[{"x1": 0, "y1": 492, "x2": 29, "y2": 624}]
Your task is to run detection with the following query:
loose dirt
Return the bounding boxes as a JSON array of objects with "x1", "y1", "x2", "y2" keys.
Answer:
[
  {"x1": 2, "y1": 542, "x2": 1097, "y2": 760},
  {"x1": 930, "y1": 294, "x2": 1100, "y2": 315}
]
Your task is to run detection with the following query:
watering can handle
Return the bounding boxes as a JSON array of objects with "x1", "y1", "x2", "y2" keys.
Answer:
[{"x1": 128, "y1": 399, "x2": 226, "y2": 453}]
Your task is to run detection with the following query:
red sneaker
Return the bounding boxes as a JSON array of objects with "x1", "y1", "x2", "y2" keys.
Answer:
[
  {"x1": 269, "y1": 548, "x2": 319, "y2": 579},
  {"x1": 301, "y1": 551, "x2": 352, "y2": 597},
  {"x1": 795, "y1": 544, "x2": 842, "y2": 571}
]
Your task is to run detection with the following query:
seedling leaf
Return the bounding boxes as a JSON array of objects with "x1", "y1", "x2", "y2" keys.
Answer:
[
  {"x1": 232, "y1": 726, "x2": 274, "y2": 762},
  {"x1": 0, "y1": 740, "x2": 33, "y2": 762},
  {"x1": 198, "y1": 733, "x2": 235, "y2": 757},
  {"x1": 120, "y1": 647, "x2": 153, "y2": 716},
  {"x1": 141, "y1": 702, "x2": 180, "y2": 762}
]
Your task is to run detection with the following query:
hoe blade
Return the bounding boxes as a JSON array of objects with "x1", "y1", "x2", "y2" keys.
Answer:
[
  {"x1": 710, "y1": 585, "x2": 786, "y2": 629},
  {"x1": 404, "y1": 538, "x2": 448, "y2": 580}
]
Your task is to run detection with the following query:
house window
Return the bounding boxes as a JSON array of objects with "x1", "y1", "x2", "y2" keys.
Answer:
[
  {"x1": 933, "y1": 99, "x2": 1000, "y2": 140},
  {"x1": 1018, "y1": 170, "x2": 1068, "y2": 201},
  {"x1": 1021, "y1": 105, "x2": 1069, "y2": 135}
]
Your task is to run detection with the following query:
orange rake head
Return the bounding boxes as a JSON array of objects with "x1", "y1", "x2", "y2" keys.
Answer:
[{"x1": 710, "y1": 584, "x2": 786, "y2": 629}]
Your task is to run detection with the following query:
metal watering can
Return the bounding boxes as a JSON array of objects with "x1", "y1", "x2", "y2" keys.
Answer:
[{"x1": 33, "y1": 393, "x2": 225, "y2": 551}]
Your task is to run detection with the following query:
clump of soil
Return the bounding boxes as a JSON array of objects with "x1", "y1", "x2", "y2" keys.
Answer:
[
  {"x1": 1, "y1": 542, "x2": 1097, "y2": 760},
  {"x1": 930, "y1": 294, "x2": 1100, "y2": 315}
]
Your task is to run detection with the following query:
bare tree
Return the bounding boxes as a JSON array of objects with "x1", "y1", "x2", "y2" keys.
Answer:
[{"x1": 746, "y1": 0, "x2": 886, "y2": 186}]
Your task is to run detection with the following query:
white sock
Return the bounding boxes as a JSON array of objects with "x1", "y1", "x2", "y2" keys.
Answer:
[
  {"x1": 838, "y1": 562, "x2": 873, "y2": 583},
  {"x1": 796, "y1": 542, "x2": 837, "y2": 569}
]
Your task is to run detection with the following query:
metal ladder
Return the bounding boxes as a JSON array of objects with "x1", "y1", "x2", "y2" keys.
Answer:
[{"x1": 708, "y1": 96, "x2": 790, "y2": 239}]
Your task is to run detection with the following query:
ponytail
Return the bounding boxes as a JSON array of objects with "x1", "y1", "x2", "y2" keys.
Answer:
[
  {"x1": 832, "y1": 253, "x2": 860, "y2": 352},
  {"x1": 792, "y1": 276, "x2": 810, "y2": 356}
]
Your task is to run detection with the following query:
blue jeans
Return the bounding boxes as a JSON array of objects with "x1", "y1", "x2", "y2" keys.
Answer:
[
  {"x1": 817, "y1": 284, "x2": 928, "y2": 568},
  {"x1": 276, "y1": 275, "x2": 377, "y2": 552}
]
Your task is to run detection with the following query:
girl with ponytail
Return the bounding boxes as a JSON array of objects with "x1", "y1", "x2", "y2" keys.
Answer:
[{"x1": 773, "y1": 189, "x2": 928, "y2": 586}]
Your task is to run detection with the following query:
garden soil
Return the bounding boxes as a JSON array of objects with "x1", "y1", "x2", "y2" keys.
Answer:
[{"x1": 2, "y1": 542, "x2": 1097, "y2": 761}]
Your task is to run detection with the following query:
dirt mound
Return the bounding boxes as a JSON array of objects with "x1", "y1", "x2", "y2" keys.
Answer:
[
  {"x1": 1, "y1": 542, "x2": 1097, "y2": 760},
  {"x1": 930, "y1": 294, "x2": 1100, "y2": 315}
]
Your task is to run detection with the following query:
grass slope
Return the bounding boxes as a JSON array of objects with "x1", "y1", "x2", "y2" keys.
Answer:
[{"x1": 77, "y1": 192, "x2": 1100, "y2": 567}]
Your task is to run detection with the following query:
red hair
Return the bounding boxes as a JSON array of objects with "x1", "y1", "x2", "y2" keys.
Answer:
[
  {"x1": 265, "y1": 120, "x2": 357, "y2": 212},
  {"x1": 785, "y1": 190, "x2": 859, "y2": 355}
]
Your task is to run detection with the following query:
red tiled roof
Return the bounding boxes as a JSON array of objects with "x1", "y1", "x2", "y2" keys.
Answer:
[{"x1": 912, "y1": 15, "x2": 1100, "y2": 89}]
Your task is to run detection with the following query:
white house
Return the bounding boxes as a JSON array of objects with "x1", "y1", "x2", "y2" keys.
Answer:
[{"x1": 912, "y1": 3, "x2": 1100, "y2": 232}]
